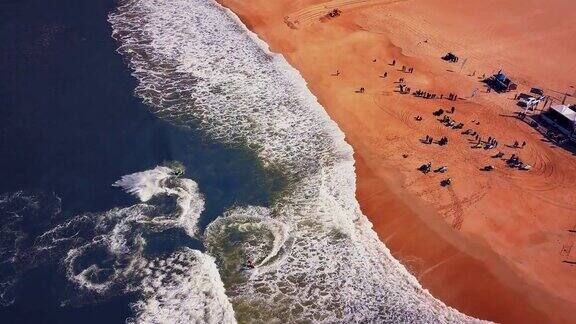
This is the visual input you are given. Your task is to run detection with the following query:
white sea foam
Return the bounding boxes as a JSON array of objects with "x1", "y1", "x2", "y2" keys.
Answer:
[
  {"x1": 0, "y1": 172, "x2": 233, "y2": 321},
  {"x1": 21, "y1": 167, "x2": 231, "y2": 323},
  {"x1": 113, "y1": 166, "x2": 205, "y2": 237},
  {"x1": 109, "y1": 0, "x2": 484, "y2": 322},
  {"x1": 48, "y1": 205, "x2": 236, "y2": 323},
  {"x1": 130, "y1": 248, "x2": 236, "y2": 324},
  {"x1": 113, "y1": 166, "x2": 175, "y2": 202},
  {"x1": 205, "y1": 206, "x2": 293, "y2": 276}
]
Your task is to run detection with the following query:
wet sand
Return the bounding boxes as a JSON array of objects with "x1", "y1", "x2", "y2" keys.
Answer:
[{"x1": 216, "y1": 0, "x2": 576, "y2": 322}]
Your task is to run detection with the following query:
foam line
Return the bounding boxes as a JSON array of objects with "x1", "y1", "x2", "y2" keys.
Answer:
[{"x1": 108, "y1": 0, "x2": 485, "y2": 322}]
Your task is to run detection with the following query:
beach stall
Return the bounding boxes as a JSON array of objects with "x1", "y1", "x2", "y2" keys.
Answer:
[
  {"x1": 485, "y1": 71, "x2": 517, "y2": 92},
  {"x1": 540, "y1": 104, "x2": 576, "y2": 142}
]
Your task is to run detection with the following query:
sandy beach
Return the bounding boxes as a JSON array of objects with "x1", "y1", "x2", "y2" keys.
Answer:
[{"x1": 216, "y1": 0, "x2": 576, "y2": 322}]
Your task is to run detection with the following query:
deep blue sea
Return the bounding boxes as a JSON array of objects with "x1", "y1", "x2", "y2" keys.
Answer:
[{"x1": 0, "y1": 0, "x2": 279, "y2": 322}]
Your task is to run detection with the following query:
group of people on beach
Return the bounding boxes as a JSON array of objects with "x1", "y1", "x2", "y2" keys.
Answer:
[
  {"x1": 441, "y1": 114, "x2": 464, "y2": 129},
  {"x1": 401, "y1": 65, "x2": 414, "y2": 73},
  {"x1": 447, "y1": 93, "x2": 458, "y2": 101},
  {"x1": 415, "y1": 102, "x2": 534, "y2": 186},
  {"x1": 413, "y1": 90, "x2": 437, "y2": 99},
  {"x1": 418, "y1": 161, "x2": 451, "y2": 186},
  {"x1": 398, "y1": 83, "x2": 411, "y2": 94},
  {"x1": 506, "y1": 154, "x2": 531, "y2": 170},
  {"x1": 412, "y1": 90, "x2": 460, "y2": 101},
  {"x1": 418, "y1": 162, "x2": 448, "y2": 174},
  {"x1": 471, "y1": 136, "x2": 498, "y2": 150},
  {"x1": 512, "y1": 140, "x2": 526, "y2": 148},
  {"x1": 336, "y1": 55, "x2": 535, "y2": 189},
  {"x1": 420, "y1": 135, "x2": 434, "y2": 144},
  {"x1": 463, "y1": 125, "x2": 532, "y2": 170}
]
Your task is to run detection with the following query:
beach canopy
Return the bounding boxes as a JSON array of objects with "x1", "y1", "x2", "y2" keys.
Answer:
[
  {"x1": 550, "y1": 104, "x2": 576, "y2": 122},
  {"x1": 495, "y1": 73, "x2": 507, "y2": 82}
]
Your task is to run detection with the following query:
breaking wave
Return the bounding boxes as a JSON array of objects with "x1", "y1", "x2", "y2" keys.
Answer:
[
  {"x1": 106, "y1": 0, "x2": 483, "y2": 322},
  {"x1": 113, "y1": 166, "x2": 204, "y2": 237},
  {"x1": 0, "y1": 167, "x2": 235, "y2": 323},
  {"x1": 130, "y1": 248, "x2": 236, "y2": 324}
]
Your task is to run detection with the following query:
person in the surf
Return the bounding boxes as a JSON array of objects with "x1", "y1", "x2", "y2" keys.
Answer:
[{"x1": 243, "y1": 258, "x2": 255, "y2": 269}]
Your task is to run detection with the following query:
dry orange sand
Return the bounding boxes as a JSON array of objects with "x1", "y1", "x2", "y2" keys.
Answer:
[{"x1": 217, "y1": 0, "x2": 576, "y2": 322}]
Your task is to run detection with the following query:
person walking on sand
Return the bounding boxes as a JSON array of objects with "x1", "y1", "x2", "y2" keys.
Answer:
[
  {"x1": 392, "y1": 59, "x2": 396, "y2": 66},
  {"x1": 471, "y1": 88, "x2": 478, "y2": 98},
  {"x1": 450, "y1": 106, "x2": 455, "y2": 114}
]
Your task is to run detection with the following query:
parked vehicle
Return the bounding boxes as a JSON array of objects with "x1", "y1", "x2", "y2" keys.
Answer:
[
  {"x1": 530, "y1": 87, "x2": 544, "y2": 96},
  {"x1": 517, "y1": 93, "x2": 540, "y2": 108}
]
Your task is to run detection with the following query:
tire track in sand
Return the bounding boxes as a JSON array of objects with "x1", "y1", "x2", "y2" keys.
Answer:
[{"x1": 284, "y1": 0, "x2": 408, "y2": 29}]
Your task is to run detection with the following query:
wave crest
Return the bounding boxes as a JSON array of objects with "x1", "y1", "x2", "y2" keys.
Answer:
[{"x1": 0, "y1": 167, "x2": 235, "y2": 322}]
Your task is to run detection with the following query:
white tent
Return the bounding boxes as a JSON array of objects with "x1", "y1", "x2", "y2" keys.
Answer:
[{"x1": 550, "y1": 104, "x2": 576, "y2": 123}]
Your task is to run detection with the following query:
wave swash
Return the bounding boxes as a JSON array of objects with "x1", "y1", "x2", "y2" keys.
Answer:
[
  {"x1": 106, "y1": 0, "x2": 484, "y2": 322},
  {"x1": 0, "y1": 0, "x2": 483, "y2": 323}
]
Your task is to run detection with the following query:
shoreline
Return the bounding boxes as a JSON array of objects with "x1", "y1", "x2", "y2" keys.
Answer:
[
  {"x1": 215, "y1": 0, "x2": 576, "y2": 323},
  {"x1": 353, "y1": 152, "x2": 558, "y2": 323}
]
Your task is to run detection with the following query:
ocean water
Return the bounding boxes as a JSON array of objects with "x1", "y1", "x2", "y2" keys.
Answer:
[
  {"x1": 0, "y1": 0, "x2": 280, "y2": 322},
  {"x1": 1, "y1": 0, "x2": 482, "y2": 323}
]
